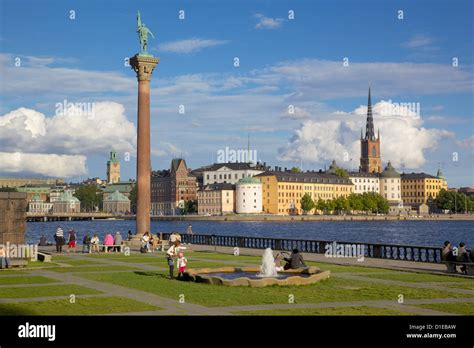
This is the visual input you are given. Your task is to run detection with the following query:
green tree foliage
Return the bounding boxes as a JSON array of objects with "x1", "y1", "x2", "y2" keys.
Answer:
[
  {"x1": 0, "y1": 186, "x2": 18, "y2": 192},
  {"x1": 334, "y1": 167, "x2": 349, "y2": 178},
  {"x1": 314, "y1": 192, "x2": 389, "y2": 215},
  {"x1": 180, "y1": 200, "x2": 198, "y2": 215},
  {"x1": 300, "y1": 193, "x2": 315, "y2": 213},
  {"x1": 74, "y1": 185, "x2": 103, "y2": 212},
  {"x1": 290, "y1": 167, "x2": 301, "y2": 173},
  {"x1": 129, "y1": 183, "x2": 137, "y2": 214},
  {"x1": 434, "y1": 189, "x2": 473, "y2": 213}
]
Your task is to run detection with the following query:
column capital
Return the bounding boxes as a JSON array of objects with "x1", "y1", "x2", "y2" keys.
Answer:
[{"x1": 129, "y1": 54, "x2": 160, "y2": 81}]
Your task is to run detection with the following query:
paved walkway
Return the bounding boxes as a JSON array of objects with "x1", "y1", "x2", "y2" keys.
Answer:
[{"x1": 1, "y1": 249, "x2": 473, "y2": 316}]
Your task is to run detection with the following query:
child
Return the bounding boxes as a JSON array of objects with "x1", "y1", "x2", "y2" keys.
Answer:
[{"x1": 176, "y1": 251, "x2": 187, "y2": 279}]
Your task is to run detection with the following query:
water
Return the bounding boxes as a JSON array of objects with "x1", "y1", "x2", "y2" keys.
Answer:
[
  {"x1": 257, "y1": 248, "x2": 278, "y2": 277},
  {"x1": 205, "y1": 271, "x2": 310, "y2": 280},
  {"x1": 26, "y1": 219, "x2": 474, "y2": 247}
]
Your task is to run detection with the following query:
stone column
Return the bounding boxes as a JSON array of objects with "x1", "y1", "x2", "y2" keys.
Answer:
[{"x1": 130, "y1": 54, "x2": 160, "y2": 236}]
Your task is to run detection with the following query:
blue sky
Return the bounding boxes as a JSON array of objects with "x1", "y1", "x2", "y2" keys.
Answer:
[{"x1": 0, "y1": 0, "x2": 472, "y2": 186}]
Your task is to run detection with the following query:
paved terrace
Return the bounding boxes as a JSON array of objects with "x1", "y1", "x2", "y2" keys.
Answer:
[{"x1": 0, "y1": 246, "x2": 472, "y2": 316}]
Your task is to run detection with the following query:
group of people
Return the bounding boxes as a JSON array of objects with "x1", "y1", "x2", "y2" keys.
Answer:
[
  {"x1": 140, "y1": 231, "x2": 162, "y2": 253},
  {"x1": 52, "y1": 226, "x2": 124, "y2": 254},
  {"x1": 442, "y1": 240, "x2": 472, "y2": 274}
]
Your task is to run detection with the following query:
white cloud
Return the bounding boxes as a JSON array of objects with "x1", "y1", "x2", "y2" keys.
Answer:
[
  {"x1": 157, "y1": 38, "x2": 228, "y2": 54},
  {"x1": 401, "y1": 34, "x2": 435, "y2": 49},
  {"x1": 151, "y1": 142, "x2": 186, "y2": 157},
  {"x1": 0, "y1": 152, "x2": 87, "y2": 177},
  {"x1": 456, "y1": 135, "x2": 474, "y2": 149},
  {"x1": 0, "y1": 102, "x2": 136, "y2": 177},
  {"x1": 254, "y1": 14, "x2": 285, "y2": 29},
  {"x1": 278, "y1": 100, "x2": 454, "y2": 170}
]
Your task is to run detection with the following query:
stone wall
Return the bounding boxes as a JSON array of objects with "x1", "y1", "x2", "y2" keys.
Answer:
[{"x1": 0, "y1": 192, "x2": 27, "y2": 244}]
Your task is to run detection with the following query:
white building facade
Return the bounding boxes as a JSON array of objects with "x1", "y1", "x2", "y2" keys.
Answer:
[
  {"x1": 235, "y1": 177, "x2": 262, "y2": 214},
  {"x1": 202, "y1": 163, "x2": 264, "y2": 186},
  {"x1": 348, "y1": 172, "x2": 380, "y2": 194},
  {"x1": 380, "y1": 161, "x2": 402, "y2": 204}
]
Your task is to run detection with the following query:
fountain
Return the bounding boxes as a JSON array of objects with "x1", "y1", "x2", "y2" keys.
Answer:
[
  {"x1": 257, "y1": 248, "x2": 278, "y2": 277},
  {"x1": 183, "y1": 248, "x2": 330, "y2": 287}
]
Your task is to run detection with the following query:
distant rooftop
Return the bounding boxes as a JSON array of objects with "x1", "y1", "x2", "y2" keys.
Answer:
[{"x1": 256, "y1": 171, "x2": 353, "y2": 185}]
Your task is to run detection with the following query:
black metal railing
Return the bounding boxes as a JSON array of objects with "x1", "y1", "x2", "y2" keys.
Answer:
[{"x1": 162, "y1": 232, "x2": 444, "y2": 263}]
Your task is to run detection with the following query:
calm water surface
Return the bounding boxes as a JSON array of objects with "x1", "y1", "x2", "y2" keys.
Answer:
[{"x1": 26, "y1": 219, "x2": 473, "y2": 247}]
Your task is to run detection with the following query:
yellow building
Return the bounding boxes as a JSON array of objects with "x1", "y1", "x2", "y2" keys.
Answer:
[
  {"x1": 197, "y1": 183, "x2": 235, "y2": 216},
  {"x1": 256, "y1": 171, "x2": 353, "y2": 215},
  {"x1": 0, "y1": 177, "x2": 64, "y2": 188},
  {"x1": 401, "y1": 172, "x2": 448, "y2": 206}
]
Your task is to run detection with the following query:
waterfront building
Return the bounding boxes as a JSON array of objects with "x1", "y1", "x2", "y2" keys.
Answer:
[
  {"x1": 106, "y1": 150, "x2": 121, "y2": 184},
  {"x1": 151, "y1": 159, "x2": 197, "y2": 215},
  {"x1": 52, "y1": 190, "x2": 81, "y2": 213},
  {"x1": 27, "y1": 194, "x2": 53, "y2": 214},
  {"x1": 16, "y1": 185, "x2": 51, "y2": 202},
  {"x1": 256, "y1": 171, "x2": 353, "y2": 215},
  {"x1": 198, "y1": 162, "x2": 265, "y2": 186},
  {"x1": 459, "y1": 187, "x2": 474, "y2": 196},
  {"x1": 197, "y1": 183, "x2": 235, "y2": 216},
  {"x1": 380, "y1": 161, "x2": 402, "y2": 204},
  {"x1": 401, "y1": 172, "x2": 447, "y2": 207},
  {"x1": 103, "y1": 190, "x2": 130, "y2": 215},
  {"x1": 235, "y1": 177, "x2": 262, "y2": 214},
  {"x1": 103, "y1": 181, "x2": 134, "y2": 200},
  {"x1": 348, "y1": 172, "x2": 380, "y2": 194},
  {"x1": 359, "y1": 88, "x2": 382, "y2": 173},
  {"x1": 0, "y1": 176, "x2": 64, "y2": 188}
]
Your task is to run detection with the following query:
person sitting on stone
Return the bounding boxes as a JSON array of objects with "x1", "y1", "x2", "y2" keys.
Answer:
[
  {"x1": 457, "y1": 242, "x2": 471, "y2": 274},
  {"x1": 82, "y1": 233, "x2": 91, "y2": 253},
  {"x1": 274, "y1": 252, "x2": 285, "y2": 272},
  {"x1": 39, "y1": 235, "x2": 48, "y2": 246},
  {"x1": 442, "y1": 241, "x2": 457, "y2": 262},
  {"x1": 90, "y1": 234, "x2": 100, "y2": 253},
  {"x1": 283, "y1": 249, "x2": 307, "y2": 270},
  {"x1": 113, "y1": 232, "x2": 123, "y2": 252}
]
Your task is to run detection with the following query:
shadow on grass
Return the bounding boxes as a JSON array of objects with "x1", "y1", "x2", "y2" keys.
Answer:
[{"x1": 133, "y1": 271, "x2": 169, "y2": 279}]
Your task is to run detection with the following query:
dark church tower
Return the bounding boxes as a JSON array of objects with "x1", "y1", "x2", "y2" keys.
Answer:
[{"x1": 359, "y1": 88, "x2": 382, "y2": 173}]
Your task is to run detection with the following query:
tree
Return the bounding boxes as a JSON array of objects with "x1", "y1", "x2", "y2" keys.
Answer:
[
  {"x1": 334, "y1": 196, "x2": 349, "y2": 214},
  {"x1": 348, "y1": 193, "x2": 364, "y2": 211},
  {"x1": 300, "y1": 193, "x2": 315, "y2": 214},
  {"x1": 290, "y1": 167, "x2": 301, "y2": 173},
  {"x1": 434, "y1": 189, "x2": 473, "y2": 213},
  {"x1": 129, "y1": 183, "x2": 137, "y2": 214},
  {"x1": 180, "y1": 200, "x2": 197, "y2": 215},
  {"x1": 334, "y1": 167, "x2": 349, "y2": 178},
  {"x1": 0, "y1": 186, "x2": 17, "y2": 192},
  {"x1": 74, "y1": 185, "x2": 103, "y2": 212},
  {"x1": 315, "y1": 198, "x2": 326, "y2": 214}
]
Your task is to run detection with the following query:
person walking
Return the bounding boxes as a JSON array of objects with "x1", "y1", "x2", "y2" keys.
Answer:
[
  {"x1": 67, "y1": 228, "x2": 77, "y2": 253},
  {"x1": 54, "y1": 226, "x2": 65, "y2": 253}
]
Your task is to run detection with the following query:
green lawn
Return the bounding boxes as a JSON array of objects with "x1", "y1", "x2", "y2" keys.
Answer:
[
  {"x1": 441, "y1": 282, "x2": 474, "y2": 291},
  {"x1": 307, "y1": 262, "x2": 389, "y2": 273},
  {"x1": 415, "y1": 302, "x2": 474, "y2": 315},
  {"x1": 363, "y1": 272, "x2": 474, "y2": 283},
  {"x1": 0, "y1": 296, "x2": 160, "y2": 315},
  {"x1": 0, "y1": 284, "x2": 102, "y2": 298},
  {"x1": 235, "y1": 306, "x2": 413, "y2": 316},
  {"x1": 53, "y1": 259, "x2": 103, "y2": 266},
  {"x1": 78, "y1": 270, "x2": 473, "y2": 307},
  {"x1": 0, "y1": 276, "x2": 58, "y2": 285},
  {"x1": 47, "y1": 265, "x2": 141, "y2": 273}
]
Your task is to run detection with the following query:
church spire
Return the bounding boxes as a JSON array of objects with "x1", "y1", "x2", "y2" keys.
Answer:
[{"x1": 365, "y1": 87, "x2": 375, "y2": 140}]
